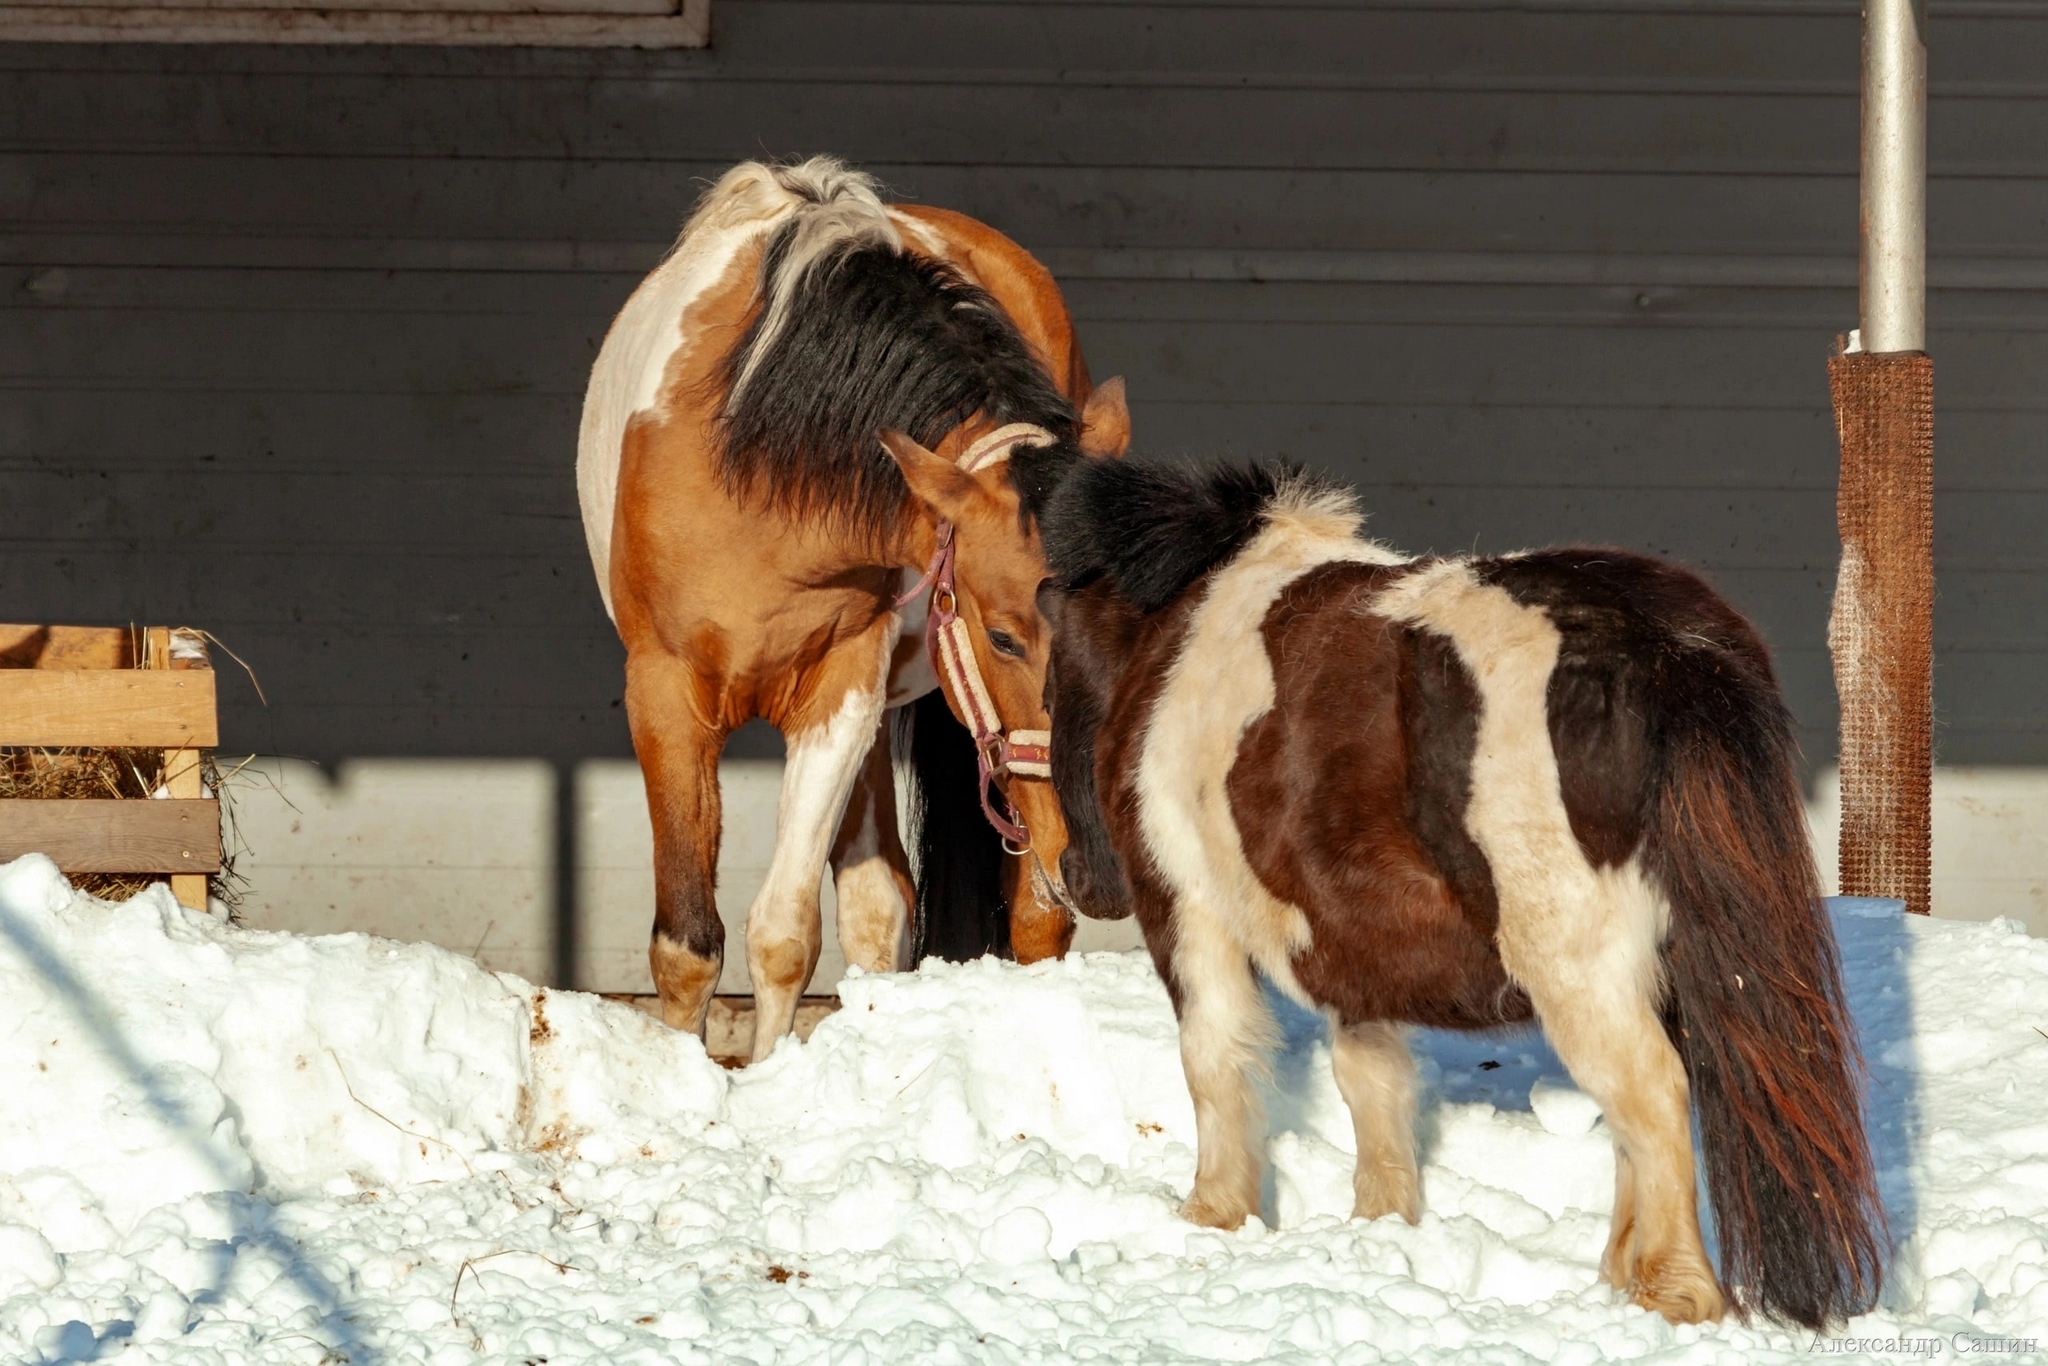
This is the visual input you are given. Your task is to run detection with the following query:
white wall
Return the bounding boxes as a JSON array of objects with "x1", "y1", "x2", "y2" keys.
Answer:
[
  {"x1": 225, "y1": 758, "x2": 2044, "y2": 996},
  {"x1": 228, "y1": 757, "x2": 1145, "y2": 994}
]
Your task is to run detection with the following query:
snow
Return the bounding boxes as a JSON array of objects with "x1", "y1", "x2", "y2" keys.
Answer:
[{"x1": 2, "y1": 852, "x2": 2046, "y2": 1364}]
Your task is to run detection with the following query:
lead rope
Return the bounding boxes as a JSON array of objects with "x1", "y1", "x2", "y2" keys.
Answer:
[{"x1": 894, "y1": 425, "x2": 1057, "y2": 852}]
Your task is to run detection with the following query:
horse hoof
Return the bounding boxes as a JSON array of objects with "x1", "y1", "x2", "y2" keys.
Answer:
[
  {"x1": 1179, "y1": 1192, "x2": 1252, "y2": 1231},
  {"x1": 1630, "y1": 1259, "x2": 1727, "y2": 1324}
]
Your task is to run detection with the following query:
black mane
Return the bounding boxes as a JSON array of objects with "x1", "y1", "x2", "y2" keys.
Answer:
[
  {"x1": 1041, "y1": 458, "x2": 1306, "y2": 613},
  {"x1": 717, "y1": 225, "x2": 1081, "y2": 543}
]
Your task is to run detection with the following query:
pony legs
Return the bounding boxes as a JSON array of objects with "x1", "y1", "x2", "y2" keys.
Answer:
[
  {"x1": 829, "y1": 714, "x2": 915, "y2": 976},
  {"x1": 1504, "y1": 888, "x2": 1724, "y2": 1325},
  {"x1": 1171, "y1": 911, "x2": 1274, "y2": 1229},
  {"x1": 625, "y1": 650, "x2": 730, "y2": 1039},
  {"x1": 1329, "y1": 1020, "x2": 1421, "y2": 1224}
]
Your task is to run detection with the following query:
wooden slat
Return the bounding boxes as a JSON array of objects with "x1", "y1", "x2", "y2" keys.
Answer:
[
  {"x1": 0, "y1": 798, "x2": 220, "y2": 873},
  {"x1": 0, "y1": 2, "x2": 706, "y2": 44},
  {"x1": 0, "y1": 625, "x2": 137, "y2": 670},
  {"x1": 149, "y1": 626, "x2": 210, "y2": 911},
  {"x1": 0, "y1": 670, "x2": 217, "y2": 746}
]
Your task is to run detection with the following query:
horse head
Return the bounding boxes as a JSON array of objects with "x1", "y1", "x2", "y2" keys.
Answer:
[{"x1": 880, "y1": 379, "x2": 1130, "y2": 928}]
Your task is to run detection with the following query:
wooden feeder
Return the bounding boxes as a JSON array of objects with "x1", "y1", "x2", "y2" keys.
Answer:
[{"x1": 0, "y1": 625, "x2": 222, "y2": 910}]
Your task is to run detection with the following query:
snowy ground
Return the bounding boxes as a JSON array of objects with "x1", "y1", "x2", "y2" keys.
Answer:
[{"x1": 2, "y1": 852, "x2": 2045, "y2": 1365}]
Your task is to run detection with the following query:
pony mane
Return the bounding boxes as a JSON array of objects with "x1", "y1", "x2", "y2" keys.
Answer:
[
  {"x1": 1042, "y1": 460, "x2": 1355, "y2": 613},
  {"x1": 714, "y1": 164, "x2": 1080, "y2": 544}
]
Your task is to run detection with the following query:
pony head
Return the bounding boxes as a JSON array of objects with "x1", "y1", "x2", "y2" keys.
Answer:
[{"x1": 880, "y1": 379, "x2": 1130, "y2": 924}]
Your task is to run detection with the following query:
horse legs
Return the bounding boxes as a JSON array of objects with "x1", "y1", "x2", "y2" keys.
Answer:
[
  {"x1": 626, "y1": 650, "x2": 730, "y2": 1039},
  {"x1": 747, "y1": 639, "x2": 892, "y2": 1061},
  {"x1": 829, "y1": 714, "x2": 914, "y2": 975},
  {"x1": 1172, "y1": 914, "x2": 1274, "y2": 1229},
  {"x1": 1329, "y1": 1019, "x2": 1421, "y2": 1224},
  {"x1": 1507, "y1": 912, "x2": 1723, "y2": 1324}
]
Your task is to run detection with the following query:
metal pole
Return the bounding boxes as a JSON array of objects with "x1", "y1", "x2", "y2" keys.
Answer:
[
  {"x1": 1860, "y1": 0, "x2": 1927, "y2": 353},
  {"x1": 1830, "y1": 0, "x2": 1934, "y2": 915}
]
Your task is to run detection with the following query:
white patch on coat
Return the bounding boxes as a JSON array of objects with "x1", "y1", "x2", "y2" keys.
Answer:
[
  {"x1": 1135, "y1": 482, "x2": 1405, "y2": 1003},
  {"x1": 575, "y1": 158, "x2": 896, "y2": 619},
  {"x1": 1130, "y1": 481, "x2": 1403, "y2": 1222},
  {"x1": 887, "y1": 208, "x2": 951, "y2": 261},
  {"x1": 1369, "y1": 560, "x2": 1715, "y2": 1310},
  {"x1": 1368, "y1": 560, "x2": 1668, "y2": 1002},
  {"x1": 745, "y1": 623, "x2": 900, "y2": 1058}
]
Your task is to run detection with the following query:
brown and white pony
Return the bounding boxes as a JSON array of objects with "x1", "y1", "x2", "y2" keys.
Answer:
[
  {"x1": 1027, "y1": 460, "x2": 1886, "y2": 1330},
  {"x1": 577, "y1": 158, "x2": 1129, "y2": 1061}
]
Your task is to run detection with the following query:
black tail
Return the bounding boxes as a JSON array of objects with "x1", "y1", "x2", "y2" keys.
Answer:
[
  {"x1": 902, "y1": 690, "x2": 1010, "y2": 961},
  {"x1": 1646, "y1": 659, "x2": 1888, "y2": 1329}
]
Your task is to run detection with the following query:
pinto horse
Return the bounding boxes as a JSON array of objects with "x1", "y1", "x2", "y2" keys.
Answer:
[
  {"x1": 1023, "y1": 460, "x2": 1885, "y2": 1330},
  {"x1": 577, "y1": 158, "x2": 1129, "y2": 1061}
]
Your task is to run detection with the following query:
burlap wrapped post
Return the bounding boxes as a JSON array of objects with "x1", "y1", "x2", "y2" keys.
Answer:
[{"x1": 1827, "y1": 348, "x2": 1934, "y2": 915}]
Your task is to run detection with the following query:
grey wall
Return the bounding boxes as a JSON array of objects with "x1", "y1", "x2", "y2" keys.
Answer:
[{"x1": 4, "y1": 3, "x2": 2044, "y2": 801}]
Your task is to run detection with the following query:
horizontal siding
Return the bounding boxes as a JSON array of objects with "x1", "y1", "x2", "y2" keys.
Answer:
[{"x1": 3, "y1": 0, "x2": 2047, "y2": 810}]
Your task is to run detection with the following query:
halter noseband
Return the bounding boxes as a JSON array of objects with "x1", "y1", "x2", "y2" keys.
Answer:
[{"x1": 895, "y1": 423, "x2": 1056, "y2": 852}]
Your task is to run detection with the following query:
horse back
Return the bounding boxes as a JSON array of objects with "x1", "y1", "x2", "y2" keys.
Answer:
[{"x1": 889, "y1": 204, "x2": 1091, "y2": 401}]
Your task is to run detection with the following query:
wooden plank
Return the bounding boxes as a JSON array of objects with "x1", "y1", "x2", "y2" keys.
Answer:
[
  {"x1": 0, "y1": 670, "x2": 217, "y2": 746},
  {"x1": 35, "y1": 0, "x2": 678, "y2": 14},
  {"x1": 145, "y1": 627, "x2": 210, "y2": 911},
  {"x1": 0, "y1": 798, "x2": 220, "y2": 873},
  {"x1": 2, "y1": 64, "x2": 2035, "y2": 177},
  {"x1": 0, "y1": 625, "x2": 137, "y2": 670},
  {"x1": 0, "y1": 1, "x2": 705, "y2": 44}
]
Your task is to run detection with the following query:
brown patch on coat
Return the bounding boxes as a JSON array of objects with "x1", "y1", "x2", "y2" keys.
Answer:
[{"x1": 1226, "y1": 561, "x2": 1531, "y2": 1031}]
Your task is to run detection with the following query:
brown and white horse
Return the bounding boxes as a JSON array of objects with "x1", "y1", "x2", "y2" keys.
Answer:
[
  {"x1": 1025, "y1": 459, "x2": 1885, "y2": 1329},
  {"x1": 577, "y1": 158, "x2": 1128, "y2": 1061}
]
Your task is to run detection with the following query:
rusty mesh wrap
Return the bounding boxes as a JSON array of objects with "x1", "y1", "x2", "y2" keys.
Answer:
[{"x1": 1827, "y1": 350, "x2": 1934, "y2": 915}]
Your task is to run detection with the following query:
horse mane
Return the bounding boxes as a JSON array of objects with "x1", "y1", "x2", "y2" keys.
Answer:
[
  {"x1": 714, "y1": 162, "x2": 1081, "y2": 544},
  {"x1": 1042, "y1": 459, "x2": 1351, "y2": 613}
]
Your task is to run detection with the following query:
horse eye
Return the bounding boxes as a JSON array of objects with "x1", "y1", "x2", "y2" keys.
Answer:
[{"x1": 986, "y1": 627, "x2": 1025, "y2": 659}]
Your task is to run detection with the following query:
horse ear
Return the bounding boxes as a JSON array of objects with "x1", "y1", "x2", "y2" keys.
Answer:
[
  {"x1": 880, "y1": 430, "x2": 986, "y2": 523},
  {"x1": 1079, "y1": 377, "x2": 1131, "y2": 459}
]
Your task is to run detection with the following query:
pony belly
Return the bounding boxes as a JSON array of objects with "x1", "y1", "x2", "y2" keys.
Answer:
[{"x1": 1289, "y1": 885, "x2": 1532, "y2": 1032}]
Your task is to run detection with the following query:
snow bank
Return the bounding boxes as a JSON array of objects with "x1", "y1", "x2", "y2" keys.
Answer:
[{"x1": 1, "y1": 852, "x2": 2045, "y2": 1363}]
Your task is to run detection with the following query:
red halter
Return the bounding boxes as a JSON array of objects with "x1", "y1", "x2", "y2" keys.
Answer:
[{"x1": 896, "y1": 424, "x2": 1056, "y2": 851}]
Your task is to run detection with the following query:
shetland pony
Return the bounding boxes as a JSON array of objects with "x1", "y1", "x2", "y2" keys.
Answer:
[
  {"x1": 577, "y1": 158, "x2": 1129, "y2": 1060},
  {"x1": 1033, "y1": 460, "x2": 1886, "y2": 1330}
]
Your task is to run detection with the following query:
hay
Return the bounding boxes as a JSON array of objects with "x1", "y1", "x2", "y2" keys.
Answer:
[{"x1": 0, "y1": 746, "x2": 246, "y2": 914}]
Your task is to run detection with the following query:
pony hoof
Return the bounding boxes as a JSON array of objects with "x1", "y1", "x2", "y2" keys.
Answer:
[
  {"x1": 1630, "y1": 1261, "x2": 1726, "y2": 1324},
  {"x1": 1179, "y1": 1192, "x2": 1252, "y2": 1231},
  {"x1": 1352, "y1": 1170, "x2": 1422, "y2": 1225}
]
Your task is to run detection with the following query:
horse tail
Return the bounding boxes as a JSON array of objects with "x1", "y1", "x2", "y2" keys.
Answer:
[
  {"x1": 1643, "y1": 655, "x2": 1887, "y2": 1328},
  {"x1": 901, "y1": 689, "x2": 1010, "y2": 962}
]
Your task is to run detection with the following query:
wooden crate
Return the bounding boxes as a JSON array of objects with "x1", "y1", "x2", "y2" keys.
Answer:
[{"x1": 0, "y1": 625, "x2": 221, "y2": 910}]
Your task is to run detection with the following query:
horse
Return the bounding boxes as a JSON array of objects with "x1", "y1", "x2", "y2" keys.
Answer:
[
  {"x1": 576, "y1": 157, "x2": 1130, "y2": 1062},
  {"x1": 1019, "y1": 458, "x2": 1885, "y2": 1330}
]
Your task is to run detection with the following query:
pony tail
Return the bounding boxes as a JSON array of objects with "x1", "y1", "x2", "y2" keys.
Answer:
[
  {"x1": 1645, "y1": 674, "x2": 1888, "y2": 1329},
  {"x1": 903, "y1": 689, "x2": 1011, "y2": 962}
]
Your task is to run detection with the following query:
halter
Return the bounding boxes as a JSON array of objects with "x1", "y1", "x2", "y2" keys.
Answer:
[{"x1": 895, "y1": 423, "x2": 1056, "y2": 851}]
